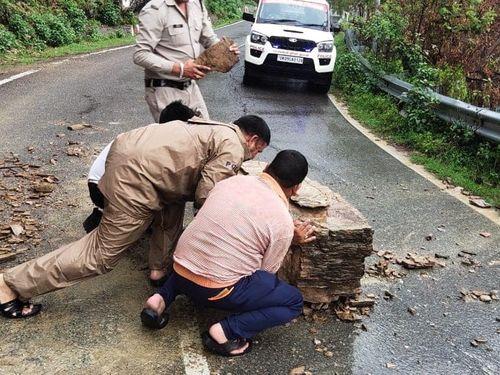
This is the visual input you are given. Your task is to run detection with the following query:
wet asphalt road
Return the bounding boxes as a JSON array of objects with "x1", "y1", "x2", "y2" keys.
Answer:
[{"x1": 0, "y1": 21, "x2": 498, "y2": 375}]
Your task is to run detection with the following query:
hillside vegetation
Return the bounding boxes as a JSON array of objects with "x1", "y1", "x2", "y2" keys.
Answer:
[
  {"x1": 0, "y1": 0, "x2": 132, "y2": 56},
  {"x1": 0, "y1": 0, "x2": 251, "y2": 60}
]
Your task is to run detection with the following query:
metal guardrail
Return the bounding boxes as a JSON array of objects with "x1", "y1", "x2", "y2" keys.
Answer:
[{"x1": 344, "y1": 29, "x2": 500, "y2": 143}]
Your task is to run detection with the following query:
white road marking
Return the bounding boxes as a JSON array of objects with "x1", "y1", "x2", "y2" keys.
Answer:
[
  {"x1": 70, "y1": 44, "x2": 134, "y2": 59},
  {"x1": 0, "y1": 69, "x2": 39, "y2": 87},
  {"x1": 179, "y1": 316, "x2": 210, "y2": 375},
  {"x1": 216, "y1": 20, "x2": 244, "y2": 30},
  {"x1": 328, "y1": 94, "x2": 500, "y2": 225}
]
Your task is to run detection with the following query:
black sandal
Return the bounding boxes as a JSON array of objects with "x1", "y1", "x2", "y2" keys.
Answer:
[
  {"x1": 201, "y1": 331, "x2": 253, "y2": 357},
  {"x1": 0, "y1": 298, "x2": 42, "y2": 319},
  {"x1": 140, "y1": 308, "x2": 169, "y2": 330}
]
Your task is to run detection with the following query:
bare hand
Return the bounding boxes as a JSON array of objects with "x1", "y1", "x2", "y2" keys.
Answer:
[
  {"x1": 183, "y1": 59, "x2": 211, "y2": 80},
  {"x1": 229, "y1": 43, "x2": 240, "y2": 56},
  {"x1": 292, "y1": 220, "x2": 316, "y2": 245}
]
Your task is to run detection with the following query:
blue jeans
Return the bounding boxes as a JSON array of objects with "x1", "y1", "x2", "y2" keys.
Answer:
[{"x1": 157, "y1": 270, "x2": 303, "y2": 340}]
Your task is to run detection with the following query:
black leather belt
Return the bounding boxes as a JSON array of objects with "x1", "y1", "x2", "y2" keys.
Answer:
[{"x1": 145, "y1": 78, "x2": 192, "y2": 90}]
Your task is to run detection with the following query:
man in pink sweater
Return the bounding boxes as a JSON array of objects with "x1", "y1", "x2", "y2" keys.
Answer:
[{"x1": 141, "y1": 150, "x2": 315, "y2": 357}]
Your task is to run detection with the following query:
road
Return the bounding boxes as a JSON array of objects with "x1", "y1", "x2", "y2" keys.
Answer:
[{"x1": 0, "y1": 21, "x2": 498, "y2": 375}]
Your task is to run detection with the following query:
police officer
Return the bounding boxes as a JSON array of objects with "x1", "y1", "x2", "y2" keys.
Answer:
[
  {"x1": 0, "y1": 116, "x2": 270, "y2": 319},
  {"x1": 133, "y1": 0, "x2": 239, "y2": 121}
]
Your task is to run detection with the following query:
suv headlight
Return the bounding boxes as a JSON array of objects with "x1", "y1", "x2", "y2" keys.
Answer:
[
  {"x1": 250, "y1": 31, "x2": 268, "y2": 45},
  {"x1": 317, "y1": 41, "x2": 334, "y2": 52}
]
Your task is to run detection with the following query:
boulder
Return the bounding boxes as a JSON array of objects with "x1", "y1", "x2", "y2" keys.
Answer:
[{"x1": 241, "y1": 161, "x2": 373, "y2": 303}]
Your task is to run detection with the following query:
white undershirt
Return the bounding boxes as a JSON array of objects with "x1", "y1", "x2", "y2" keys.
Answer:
[{"x1": 88, "y1": 141, "x2": 113, "y2": 183}]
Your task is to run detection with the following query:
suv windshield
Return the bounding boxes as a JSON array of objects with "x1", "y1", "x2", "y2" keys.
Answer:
[{"x1": 257, "y1": 0, "x2": 329, "y2": 31}]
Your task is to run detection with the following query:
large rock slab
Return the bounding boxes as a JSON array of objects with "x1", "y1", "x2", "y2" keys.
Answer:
[{"x1": 241, "y1": 161, "x2": 373, "y2": 303}]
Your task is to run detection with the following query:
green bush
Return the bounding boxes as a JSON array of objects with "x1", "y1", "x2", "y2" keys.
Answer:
[
  {"x1": 332, "y1": 51, "x2": 371, "y2": 92},
  {"x1": 97, "y1": 0, "x2": 122, "y2": 26},
  {"x1": 437, "y1": 65, "x2": 469, "y2": 101},
  {"x1": 0, "y1": 24, "x2": 17, "y2": 53},
  {"x1": 31, "y1": 12, "x2": 76, "y2": 47},
  {"x1": 207, "y1": 0, "x2": 244, "y2": 21},
  {"x1": 59, "y1": 0, "x2": 88, "y2": 36},
  {"x1": 8, "y1": 13, "x2": 37, "y2": 46},
  {"x1": 84, "y1": 19, "x2": 102, "y2": 40}
]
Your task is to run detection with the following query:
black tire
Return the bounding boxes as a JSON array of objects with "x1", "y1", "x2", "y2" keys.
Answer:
[
  {"x1": 309, "y1": 82, "x2": 331, "y2": 94},
  {"x1": 243, "y1": 71, "x2": 254, "y2": 86},
  {"x1": 309, "y1": 72, "x2": 333, "y2": 94}
]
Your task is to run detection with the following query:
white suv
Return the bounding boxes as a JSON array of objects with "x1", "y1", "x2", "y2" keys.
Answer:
[{"x1": 242, "y1": 0, "x2": 336, "y2": 93}]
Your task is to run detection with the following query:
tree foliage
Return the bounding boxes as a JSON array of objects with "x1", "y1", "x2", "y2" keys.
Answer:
[
  {"x1": 0, "y1": 0, "x2": 129, "y2": 54},
  {"x1": 339, "y1": 0, "x2": 499, "y2": 108}
]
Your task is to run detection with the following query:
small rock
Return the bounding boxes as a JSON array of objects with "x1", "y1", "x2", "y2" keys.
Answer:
[
  {"x1": 474, "y1": 338, "x2": 487, "y2": 344},
  {"x1": 469, "y1": 198, "x2": 491, "y2": 209},
  {"x1": 9, "y1": 224, "x2": 24, "y2": 236},
  {"x1": 67, "y1": 123, "x2": 91, "y2": 131},
  {"x1": 349, "y1": 297, "x2": 375, "y2": 308},
  {"x1": 461, "y1": 250, "x2": 477, "y2": 256},
  {"x1": 313, "y1": 338, "x2": 322, "y2": 346},
  {"x1": 479, "y1": 295, "x2": 492, "y2": 303},
  {"x1": 324, "y1": 351, "x2": 334, "y2": 358},
  {"x1": 407, "y1": 307, "x2": 417, "y2": 316},
  {"x1": 479, "y1": 232, "x2": 491, "y2": 238},
  {"x1": 384, "y1": 290, "x2": 395, "y2": 300},
  {"x1": 435, "y1": 253, "x2": 449, "y2": 259},
  {"x1": 386, "y1": 363, "x2": 397, "y2": 369},
  {"x1": 34, "y1": 182, "x2": 55, "y2": 193},
  {"x1": 56, "y1": 133, "x2": 66, "y2": 138},
  {"x1": 289, "y1": 366, "x2": 306, "y2": 375},
  {"x1": 470, "y1": 340, "x2": 479, "y2": 347},
  {"x1": 425, "y1": 234, "x2": 434, "y2": 241}
]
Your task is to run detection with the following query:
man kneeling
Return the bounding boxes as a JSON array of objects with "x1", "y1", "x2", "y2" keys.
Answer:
[{"x1": 141, "y1": 150, "x2": 315, "y2": 357}]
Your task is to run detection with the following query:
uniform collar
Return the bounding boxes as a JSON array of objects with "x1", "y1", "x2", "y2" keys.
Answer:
[
  {"x1": 232, "y1": 125, "x2": 252, "y2": 161},
  {"x1": 259, "y1": 173, "x2": 289, "y2": 208},
  {"x1": 165, "y1": 0, "x2": 189, "y2": 5},
  {"x1": 187, "y1": 119, "x2": 252, "y2": 160}
]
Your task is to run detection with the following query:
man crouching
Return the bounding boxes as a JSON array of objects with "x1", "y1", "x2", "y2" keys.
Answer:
[{"x1": 141, "y1": 150, "x2": 315, "y2": 357}]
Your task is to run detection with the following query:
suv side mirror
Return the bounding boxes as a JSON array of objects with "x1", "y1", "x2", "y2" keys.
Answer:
[{"x1": 242, "y1": 12, "x2": 255, "y2": 22}]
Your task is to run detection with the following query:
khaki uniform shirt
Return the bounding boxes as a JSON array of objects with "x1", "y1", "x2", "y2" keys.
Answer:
[
  {"x1": 98, "y1": 121, "x2": 251, "y2": 219},
  {"x1": 133, "y1": 0, "x2": 219, "y2": 80}
]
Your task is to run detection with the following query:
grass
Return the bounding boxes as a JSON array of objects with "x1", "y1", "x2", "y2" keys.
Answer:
[
  {"x1": 0, "y1": 34, "x2": 135, "y2": 70},
  {"x1": 332, "y1": 34, "x2": 500, "y2": 207}
]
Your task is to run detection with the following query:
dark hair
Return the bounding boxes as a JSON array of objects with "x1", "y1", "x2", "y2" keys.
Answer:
[
  {"x1": 266, "y1": 150, "x2": 308, "y2": 188},
  {"x1": 233, "y1": 115, "x2": 271, "y2": 145},
  {"x1": 159, "y1": 101, "x2": 199, "y2": 123}
]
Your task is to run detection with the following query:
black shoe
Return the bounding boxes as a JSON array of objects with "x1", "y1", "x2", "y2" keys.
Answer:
[
  {"x1": 141, "y1": 308, "x2": 169, "y2": 330},
  {"x1": 83, "y1": 207, "x2": 103, "y2": 233}
]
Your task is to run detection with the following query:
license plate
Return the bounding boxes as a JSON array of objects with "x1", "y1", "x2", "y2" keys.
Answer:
[{"x1": 277, "y1": 55, "x2": 303, "y2": 64}]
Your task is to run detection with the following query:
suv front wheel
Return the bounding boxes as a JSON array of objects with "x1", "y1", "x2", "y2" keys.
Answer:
[{"x1": 308, "y1": 73, "x2": 333, "y2": 94}]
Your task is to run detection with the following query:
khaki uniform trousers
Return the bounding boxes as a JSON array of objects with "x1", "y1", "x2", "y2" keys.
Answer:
[
  {"x1": 145, "y1": 81, "x2": 209, "y2": 122},
  {"x1": 3, "y1": 202, "x2": 185, "y2": 300}
]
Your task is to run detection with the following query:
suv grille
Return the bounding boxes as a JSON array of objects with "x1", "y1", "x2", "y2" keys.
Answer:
[{"x1": 268, "y1": 37, "x2": 316, "y2": 52}]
